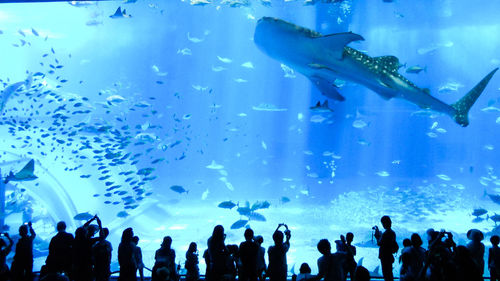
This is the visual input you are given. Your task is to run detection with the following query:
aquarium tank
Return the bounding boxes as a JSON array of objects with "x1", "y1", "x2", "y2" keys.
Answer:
[{"x1": 0, "y1": 0, "x2": 499, "y2": 277}]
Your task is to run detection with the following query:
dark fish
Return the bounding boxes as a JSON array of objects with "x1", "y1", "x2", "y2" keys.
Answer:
[
  {"x1": 73, "y1": 212, "x2": 93, "y2": 221},
  {"x1": 31, "y1": 28, "x2": 39, "y2": 36},
  {"x1": 170, "y1": 185, "x2": 188, "y2": 194},
  {"x1": 218, "y1": 201, "x2": 237, "y2": 209},
  {"x1": 80, "y1": 174, "x2": 91, "y2": 178},
  {"x1": 281, "y1": 196, "x2": 291, "y2": 204},
  {"x1": 230, "y1": 219, "x2": 248, "y2": 230},
  {"x1": 117, "y1": 211, "x2": 129, "y2": 218},
  {"x1": 246, "y1": 211, "x2": 266, "y2": 222},
  {"x1": 472, "y1": 208, "x2": 487, "y2": 217}
]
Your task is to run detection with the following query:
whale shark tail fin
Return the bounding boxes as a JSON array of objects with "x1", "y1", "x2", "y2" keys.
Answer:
[{"x1": 451, "y1": 68, "x2": 498, "y2": 127}]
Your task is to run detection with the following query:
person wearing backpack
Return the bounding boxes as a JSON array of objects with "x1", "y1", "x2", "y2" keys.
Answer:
[{"x1": 374, "y1": 215, "x2": 398, "y2": 281}]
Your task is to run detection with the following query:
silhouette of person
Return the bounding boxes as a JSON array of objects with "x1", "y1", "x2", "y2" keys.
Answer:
[
  {"x1": 336, "y1": 233, "x2": 356, "y2": 280},
  {"x1": 45, "y1": 221, "x2": 74, "y2": 277},
  {"x1": 489, "y1": 235, "x2": 500, "y2": 281},
  {"x1": 132, "y1": 236, "x2": 144, "y2": 281},
  {"x1": 345, "y1": 232, "x2": 357, "y2": 279},
  {"x1": 296, "y1": 263, "x2": 312, "y2": 281},
  {"x1": 453, "y1": 245, "x2": 481, "y2": 281},
  {"x1": 152, "y1": 236, "x2": 177, "y2": 281},
  {"x1": 93, "y1": 228, "x2": 112, "y2": 281},
  {"x1": 399, "y1": 239, "x2": 412, "y2": 281},
  {"x1": 466, "y1": 229, "x2": 485, "y2": 280},
  {"x1": 315, "y1": 238, "x2": 347, "y2": 281},
  {"x1": 73, "y1": 215, "x2": 102, "y2": 281},
  {"x1": 409, "y1": 233, "x2": 425, "y2": 281},
  {"x1": 203, "y1": 249, "x2": 211, "y2": 281},
  {"x1": 10, "y1": 222, "x2": 36, "y2": 281},
  {"x1": 0, "y1": 232, "x2": 13, "y2": 280},
  {"x1": 267, "y1": 224, "x2": 291, "y2": 281},
  {"x1": 374, "y1": 216, "x2": 397, "y2": 281},
  {"x1": 254, "y1": 235, "x2": 266, "y2": 281},
  {"x1": 207, "y1": 225, "x2": 230, "y2": 281},
  {"x1": 185, "y1": 242, "x2": 199, "y2": 281},
  {"x1": 226, "y1": 244, "x2": 239, "y2": 281},
  {"x1": 239, "y1": 228, "x2": 259, "y2": 281},
  {"x1": 118, "y1": 227, "x2": 137, "y2": 281},
  {"x1": 353, "y1": 265, "x2": 370, "y2": 281}
]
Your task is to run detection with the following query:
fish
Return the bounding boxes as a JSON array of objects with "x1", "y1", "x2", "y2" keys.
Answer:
[
  {"x1": 170, "y1": 185, "x2": 188, "y2": 194},
  {"x1": 109, "y1": 7, "x2": 131, "y2": 18},
  {"x1": 405, "y1": 65, "x2": 427, "y2": 74},
  {"x1": 117, "y1": 211, "x2": 129, "y2": 218},
  {"x1": 217, "y1": 56, "x2": 232, "y2": 63},
  {"x1": 254, "y1": 17, "x2": 498, "y2": 127},
  {"x1": 280, "y1": 196, "x2": 291, "y2": 204},
  {"x1": 252, "y1": 103, "x2": 288, "y2": 112},
  {"x1": 251, "y1": 200, "x2": 271, "y2": 210},
  {"x1": 472, "y1": 208, "x2": 487, "y2": 217},
  {"x1": 187, "y1": 32, "x2": 204, "y2": 43},
  {"x1": 218, "y1": 200, "x2": 237, "y2": 209},
  {"x1": 73, "y1": 212, "x2": 94, "y2": 221},
  {"x1": 246, "y1": 211, "x2": 266, "y2": 222},
  {"x1": 206, "y1": 160, "x2": 224, "y2": 170},
  {"x1": 436, "y1": 174, "x2": 451, "y2": 181},
  {"x1": 241, "y1": 61, "x2": 254, "y2": 69},
  {"x1": 230, "y1": 219, "x2": 248, "y2": 229},
  {"x1": 4, "y1": 159, "x2": 38, "y2": 184},
  {"x1": 488, "y1": 214, "x2": 500, "y2": 224},
  {"x1": 309, "y1": 100, "x2": 334, "y2": 113},
  {"x1": 485, "y1": 189, "x2": 500, "y2": 204}
]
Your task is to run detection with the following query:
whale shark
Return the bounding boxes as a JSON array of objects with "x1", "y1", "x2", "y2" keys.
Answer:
[
  {"x1": 254, "y1": 17, "x2": 497, "y2": 127},
  {"x1": 4, "y1": 159, "x2": 38, "y2": 184}
]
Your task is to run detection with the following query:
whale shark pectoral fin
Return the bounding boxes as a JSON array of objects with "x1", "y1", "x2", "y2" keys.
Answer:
[
  {"x1": 374, "y1": 55, "x2": 400, "y2": 72},
  {"x1": 310, "y1": 76, "x2": 345, "y2": 101},
  {"x1": 315, "y1": 32, "x2": 364, "y2": 60}
]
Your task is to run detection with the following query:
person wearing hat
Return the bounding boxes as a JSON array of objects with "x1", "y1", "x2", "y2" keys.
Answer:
[{"x1": 467, "y1": 229, "x2": 485, "y2": 279}]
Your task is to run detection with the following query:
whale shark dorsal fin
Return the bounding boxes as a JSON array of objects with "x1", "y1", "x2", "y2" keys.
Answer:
[
  {"x1": 112, "y1": 7, "x2": 122, "y2": 17},
  {"x1": 315, "y1": 32, "x2": 364, "y2": 59},
  {"x1": 315, "y1": 101, "x2": 321, "y2": 107},
  {"x1": 322, "y1": 100, "x2": 329, "y2": 107},
  {"x1": 375, "y1": 55, "x2": 400, "y2": 72}
]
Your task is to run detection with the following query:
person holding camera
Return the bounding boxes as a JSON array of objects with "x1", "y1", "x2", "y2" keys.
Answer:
[
  {"x1": 373, "y1": 215, "x2": 398, "y2": 281},
  {"x1": 11, "y1": 221, "x2": 36, "y2": 281},
  {"x1": 267, "y1": 223, "x2": 291, "y2": 281}
]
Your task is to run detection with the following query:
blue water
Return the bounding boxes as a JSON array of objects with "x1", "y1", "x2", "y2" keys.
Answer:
[{"x1": 0, "y1": 0, "x2": 499, "y2": 276}]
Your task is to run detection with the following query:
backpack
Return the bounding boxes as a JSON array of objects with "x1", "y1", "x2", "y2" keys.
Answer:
[{"x1": 392, "y1": 240, "x2": 399, "y2": 254}]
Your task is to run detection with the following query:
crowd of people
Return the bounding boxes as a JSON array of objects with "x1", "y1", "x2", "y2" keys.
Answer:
[{"x1": 0, "y1": 214, "x2": 498, "y2": 281}]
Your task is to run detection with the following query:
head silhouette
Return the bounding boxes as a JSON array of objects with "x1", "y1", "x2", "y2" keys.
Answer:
[
  {"x1": 299, "y1": 263, "x2": 311, "y2": 274},
  {"x1": 317, "y1": 239, "x2": 331, "y2": 255},
  {"x1": 244, "y1": 228, "x2": 254, "y2": 241},
  {"x1": 19, "y1": 224, "x2": 28, "y2": 237},
  {"x1": 381, "y1": 216, "x2": 391, "y2": 229},
  {"x1": 162, "y1": 236, "x2": 172, "y2": 249},
  {"x1": 57, "y1": 221, "x2": 66, "y2": 232},
  {"x1": 491, "y1": 235, "x2": 500, "y2": 246},
  {"x1": 188, "y1": 242, "x2": 197, "y2": 253},
  {"x1": 411, "y1": 233, "x2": 423, "y2": 247},
  {"x1": 121, "y1": 227, "x2": 133, "y2": 243},
  {"x1": 273, "y1": 230, "x2": 284, "y2": 245}
]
